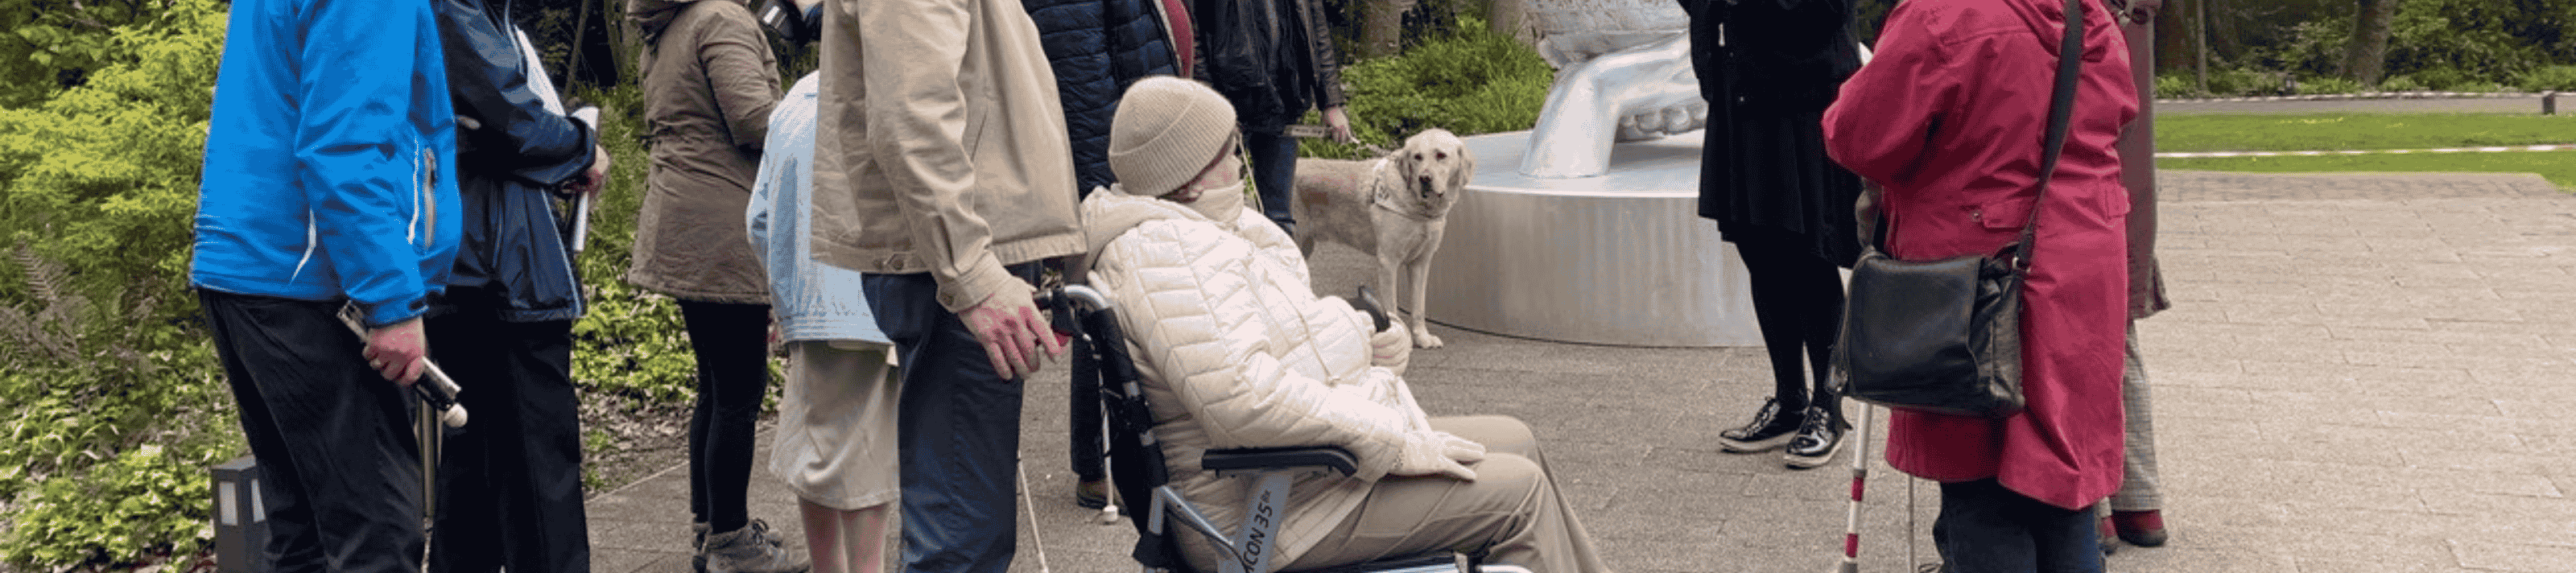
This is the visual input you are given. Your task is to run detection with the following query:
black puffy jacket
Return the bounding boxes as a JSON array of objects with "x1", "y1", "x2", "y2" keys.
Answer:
[
  {"x1": 1022, "y1": 0, "x2": 1181, "y2": 197},
  {"x1": 435, "y1": 0, "x2": 600, "y2": 322}
]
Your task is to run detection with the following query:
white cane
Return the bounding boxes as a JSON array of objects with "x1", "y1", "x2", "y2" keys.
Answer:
[{"x1": 1830, "y1": 403, "x2": 1876, "y2": 573}]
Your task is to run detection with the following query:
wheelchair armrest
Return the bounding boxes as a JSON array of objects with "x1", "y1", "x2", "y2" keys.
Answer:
[{"x1": 1201, "y1": 447, "x2": 1359, "y2": 477}]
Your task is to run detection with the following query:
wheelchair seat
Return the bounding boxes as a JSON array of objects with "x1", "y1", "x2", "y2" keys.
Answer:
[{"x1": 1042, "y1": 285, "x2": 1532, "y2": 573}]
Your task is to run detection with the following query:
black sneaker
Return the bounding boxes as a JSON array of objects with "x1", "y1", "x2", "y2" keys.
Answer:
[
  {"x1": 1784, "y1": 405, "x2": 1848, "y2": 469},
  {"x1": 1718, "y1": 398, "x2": 1805, "y2": 453}
]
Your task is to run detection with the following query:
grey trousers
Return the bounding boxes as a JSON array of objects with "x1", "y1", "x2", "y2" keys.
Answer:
[
  {"x1": 1279, "y1": 415, "x2": 1616, "y2": 573},
  {"x1": 2108, "y1": 321, "x2": 2162, "y2": 512}
]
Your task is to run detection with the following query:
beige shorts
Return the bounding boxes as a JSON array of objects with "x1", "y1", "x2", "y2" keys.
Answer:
[{"x1": 769, "y1": 340, "x2": 901, "y2": 510}]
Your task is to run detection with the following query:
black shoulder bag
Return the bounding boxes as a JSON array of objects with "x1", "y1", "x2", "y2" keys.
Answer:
[{"x1": 1829, "y1": 0, "x2": 2086, "y2": 418}]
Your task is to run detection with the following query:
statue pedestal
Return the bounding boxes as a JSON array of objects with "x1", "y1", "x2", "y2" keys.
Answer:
[{"x1": 1425, "y1": 130, "x2": 1761, "y2": 347}]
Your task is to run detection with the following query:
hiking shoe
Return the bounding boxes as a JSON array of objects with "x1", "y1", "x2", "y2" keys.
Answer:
[
  {"x1": 703, "y1": 519, "x2": 807, "y2": 573},
  {"x1": 1075, "y1": 477, "x2": 1112, "y2": 509},
  {"x1": 692, "y1": 521, "x2": 709, "y2": 573},
  {"x1": 1718, "y1": 398, "x2": 1805, "y2": 453},
  {"x1": 1783, "y1": 406, "x2": 1847, "y2": 469},
  {"x1": 2113, "y1": 509, "x2": 2169, "y2": 546}
]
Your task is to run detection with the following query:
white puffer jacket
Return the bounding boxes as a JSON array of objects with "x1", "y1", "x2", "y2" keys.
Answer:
[{"x1": 1082, "y1": 189, "x2": 1436, "y2": 569}]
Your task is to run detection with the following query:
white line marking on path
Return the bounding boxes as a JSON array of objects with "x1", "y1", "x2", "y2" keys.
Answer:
[{"x1": 2158, "y1": 144, "x2": 2576, "y2": 159}]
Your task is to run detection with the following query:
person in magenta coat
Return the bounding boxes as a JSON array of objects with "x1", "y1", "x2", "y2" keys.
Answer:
[{"x1": 1822, "y1": 0, "x2": 2136, "y2": 570}]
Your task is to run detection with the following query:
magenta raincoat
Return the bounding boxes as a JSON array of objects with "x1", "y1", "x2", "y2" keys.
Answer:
[{"x1": 1822, "y1": 0, "x2": 2136, "y2": 511}]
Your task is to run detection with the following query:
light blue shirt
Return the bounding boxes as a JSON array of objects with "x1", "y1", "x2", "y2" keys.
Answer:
[{"x1": 748, "y1": 73, "x2": 887, "y2": 344}]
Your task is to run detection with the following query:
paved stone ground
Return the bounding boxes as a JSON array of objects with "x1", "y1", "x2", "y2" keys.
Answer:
[{"x1": 584, "y1": 169, "x2": 2576, "y2": 573}]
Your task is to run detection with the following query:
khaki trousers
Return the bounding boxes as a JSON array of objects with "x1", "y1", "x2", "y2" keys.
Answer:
[{"x1": 1278, "y1": 415, "x2": 1616, "y2": 573}]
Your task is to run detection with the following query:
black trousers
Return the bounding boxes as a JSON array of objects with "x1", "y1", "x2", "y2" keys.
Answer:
[
  {"x1": 425, "y1": 286, "x2": 588, "y2": 573},
  {"x1": 1728, "y1": 228, "x2": 1845, "y2": 414},
  {"x1": 679, "y1": 299, "x2": 774, "y2": 534},
  {"x1": 199, "y1": 289, "x2": 425, "y2": 573},
  {"x1": 1935, "y1": 479, "x2": 2104, "y2": 573}
]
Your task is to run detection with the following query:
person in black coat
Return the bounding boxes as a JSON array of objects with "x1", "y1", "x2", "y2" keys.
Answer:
[
  {"x1": 1678, "y1": 0, "x2": 1865, "y2": 471},
  {"x1": 1017, "y1": 0, "x2": 1182, "y2": 509},
  {"x1": 427, "y1": 0, "x2": 612, "y2": 571}
]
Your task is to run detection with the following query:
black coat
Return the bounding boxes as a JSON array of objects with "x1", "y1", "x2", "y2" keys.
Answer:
[
  {"x1": 436, "y1": 0, "x2": 600, "y2": 322},
  {"x1": 1680, "y1": 0, "x2": 1865, "y2": 267},
  {"x1": 1193, "y1": 0, "x2": 1344, "y2": 131},
  {"x1": 1022, "y1": 0, "x2": 1182, "y2": 196}
]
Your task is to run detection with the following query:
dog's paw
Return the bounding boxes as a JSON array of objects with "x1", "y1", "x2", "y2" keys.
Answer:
[{"x1": 1413, "y1": 331, "x2": 1445, "y2": 348}]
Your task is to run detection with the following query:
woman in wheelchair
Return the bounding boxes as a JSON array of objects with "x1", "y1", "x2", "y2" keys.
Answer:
[{"x1": 1076, "y1": 76, "x2": 1616, "y2": 573}]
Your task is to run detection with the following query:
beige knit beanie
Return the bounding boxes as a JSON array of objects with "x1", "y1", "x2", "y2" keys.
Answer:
[{"x1": 1108, "y1": 76, "x2": 1236, "y2": 197}]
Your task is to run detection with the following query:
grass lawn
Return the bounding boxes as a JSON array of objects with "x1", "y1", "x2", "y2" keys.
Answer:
[{"x1": 2153, "y1": 113, "x2": 2576, "y2": 188}]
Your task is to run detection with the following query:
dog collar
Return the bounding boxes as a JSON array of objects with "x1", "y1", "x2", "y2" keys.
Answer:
[{"x1": 1368, "y1": 158, "x2": 1440, "y2": 222}]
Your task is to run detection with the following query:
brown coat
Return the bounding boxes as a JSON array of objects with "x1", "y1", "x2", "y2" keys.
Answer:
[{"x1": 624, "y1": 0, "x2": 781, "y2": 303}]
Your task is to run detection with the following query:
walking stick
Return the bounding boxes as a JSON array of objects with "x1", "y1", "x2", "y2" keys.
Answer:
[{"x1": 1831, "y1": 403, "x2": 1876, "y2": 573}]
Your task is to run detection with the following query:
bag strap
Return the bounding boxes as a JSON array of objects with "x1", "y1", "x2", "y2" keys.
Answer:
[{"x1": 2008, "y1": 0, "x2": 2090, "y2": 271}]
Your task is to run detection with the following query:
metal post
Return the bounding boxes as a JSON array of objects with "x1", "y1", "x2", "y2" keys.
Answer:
[{"x1": 2545, "y1": 92, "x2": 2557, "y2": 115}]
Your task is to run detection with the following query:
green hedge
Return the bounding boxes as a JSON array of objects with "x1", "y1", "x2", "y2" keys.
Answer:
[{"x1": 1298, "y1": 15, "x2": 1554, "y2": 160}]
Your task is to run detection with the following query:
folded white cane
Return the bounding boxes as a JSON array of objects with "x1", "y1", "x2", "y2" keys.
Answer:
[{"x1": 338, "y1": 305, "x2": 469, "y2": 427}]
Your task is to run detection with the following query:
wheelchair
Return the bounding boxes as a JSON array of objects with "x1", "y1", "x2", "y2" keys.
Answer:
[{"x1": 1042, "y1": 285, "x2": 1535, "y2": 573}]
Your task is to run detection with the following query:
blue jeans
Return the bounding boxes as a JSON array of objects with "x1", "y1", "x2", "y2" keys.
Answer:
[
  {"x1": 1244, "y1": 128, "x2": 1299, "y2": 235},
  {"x1": 1934, "y1": 479, "x2": 2104, "y2": 573},
  {"x1": 865, "y1": 269, "x2": 1034, "y2": 573}
]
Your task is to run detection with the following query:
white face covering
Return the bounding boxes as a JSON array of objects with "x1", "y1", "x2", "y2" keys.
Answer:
[
  {"x1": 1186, "y1": 180, "x2": 1246, "y2": 222},
  {"x1": 1159, "y1": 150, "x2": 1245, "y2": 222}
]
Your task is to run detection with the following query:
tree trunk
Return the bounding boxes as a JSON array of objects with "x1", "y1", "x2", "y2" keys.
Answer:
[
  {"x1": 1359, "y1": 0, "x2": 1422, "y2": 59},
  {"x1": 2343, "y1": 0, "x2": 2397, "y2": 86},
  {"x1": 2193, "y1": 0, "x2": 2208, "y2": 94}
]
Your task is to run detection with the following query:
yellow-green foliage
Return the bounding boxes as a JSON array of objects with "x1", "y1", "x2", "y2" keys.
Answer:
[{"x1": 0, "y1": 0, "x2": 238, "y2": 566}]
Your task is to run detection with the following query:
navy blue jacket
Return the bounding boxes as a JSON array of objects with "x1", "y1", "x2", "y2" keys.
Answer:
[
  {"x1": 436, "y1": 0, "x2": 601, "y2": 322},
  {"x1": 1021, "y1": 0, "x2": 1180, "y2": 197}
]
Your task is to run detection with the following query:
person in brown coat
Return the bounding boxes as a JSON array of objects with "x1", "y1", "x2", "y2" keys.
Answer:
[{"x1": 624, "y1": 0, "x2": 795, "y2": 570}]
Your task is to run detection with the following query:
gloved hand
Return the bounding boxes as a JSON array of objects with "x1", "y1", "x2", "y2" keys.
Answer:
[
  {"x1": 1368, "y1": 320, "x2": 1412, "y2": 376},
  {"x1": 1390, "y1": 430, "x2": 1485, "y2": 481}
]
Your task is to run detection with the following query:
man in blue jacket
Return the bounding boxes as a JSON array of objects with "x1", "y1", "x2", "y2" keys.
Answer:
[
  {"x1": 423, "y1": 1, "x2": 611, "y2": 572},
  {"x1": 190, "y1": 0, "x2": 460, "y2": 570}
]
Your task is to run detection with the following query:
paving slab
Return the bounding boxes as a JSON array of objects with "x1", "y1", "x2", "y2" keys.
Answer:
[{"x1": 582, "y1": 168, "x2": 2576, "y2": 573}]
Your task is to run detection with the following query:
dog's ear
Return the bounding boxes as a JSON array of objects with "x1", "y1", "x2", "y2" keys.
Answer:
[{"x1": 1453, "y1": 142, "x2": 1475, "y2": 188}]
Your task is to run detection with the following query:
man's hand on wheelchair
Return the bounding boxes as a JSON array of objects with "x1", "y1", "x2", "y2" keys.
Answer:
[
  {"x1": 961, "y1": 286, "x2": 1068, "y2": 380},
  {"x1": 1393, "y1": 430, "x2": 1486, "y2": 481}
]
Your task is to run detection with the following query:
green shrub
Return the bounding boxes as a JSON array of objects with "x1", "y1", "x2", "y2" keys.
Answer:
[
  {"x1": 2154, "y1": 74, "x2": 2199, "y2": 99},
  {"x1": 567, "y1": 85, "x2": 700, "y2": 406},
  {"x1": 2204, "y1": 68, "x2": 2286, "y2": 97},
  {"x1": 2379, "y1": 75, "x2": 2427, "y2": 92},
  {"x1": 1299, "y1": 14, "x2": 1554, "y2": 159},
  {"x1": 0, "y1": 0, "x2": 241, "y2": 566},
  {"x1": 2297, "y1": 76, "x2": 2362, "y2": 95},
  {"x1": 2514, "y1": 65, "x2": 2576, "y2": 92}
]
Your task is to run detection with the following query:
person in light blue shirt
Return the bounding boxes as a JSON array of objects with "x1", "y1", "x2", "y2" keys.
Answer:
[{"x1": 747, "y1": 72, "x2": 898, "y2": 573}]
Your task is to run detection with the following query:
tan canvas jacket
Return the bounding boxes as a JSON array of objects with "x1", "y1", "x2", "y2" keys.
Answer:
[{"x1": 810, "y1": 0, "x2": 1082, "y2": 312}]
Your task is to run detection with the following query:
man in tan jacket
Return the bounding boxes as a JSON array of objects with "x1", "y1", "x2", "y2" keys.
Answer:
[{"x1": 808, "y1": 0, "x2": 1078, "y2": 569}]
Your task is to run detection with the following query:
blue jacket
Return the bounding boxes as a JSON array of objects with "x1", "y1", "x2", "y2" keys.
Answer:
[
  {"x1": 436, "y1": 0, "x2": 601, "y2": 322},
  {"x1": 1021, "y1": 0, "x2": 1179, "y2": 196},
  {"x1": 746, "y1": 74, "x2": 886, "y2": 344},
  {"x1": 191, "y1": 0, "x2": 463, "y2": 328}
]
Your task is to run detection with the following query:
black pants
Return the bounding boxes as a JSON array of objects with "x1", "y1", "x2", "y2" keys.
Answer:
[
  {"x1": 426, "y1": 286, "x2": 588, "y2": 573},
  {"x1": 1729, "y1": 228, "x2": 1844, "y2": 414},
  {"x1": 199, "y1": 289, "x2": 424, "y2": 573},
  {"x1": 1069, "y1": 336, "x2": 1105, "y2": 482},
  {"x1": 1935, "y1": 479, "x2": 2104, "y2": 573},
  {"x1": 680, "y1": 299, "x2": 774, "y2": 534}
]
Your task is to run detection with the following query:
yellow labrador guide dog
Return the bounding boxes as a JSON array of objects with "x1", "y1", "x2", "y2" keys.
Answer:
[{"x1": 1291, "y1": 128, "x2": 1474, "y2": 348}]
